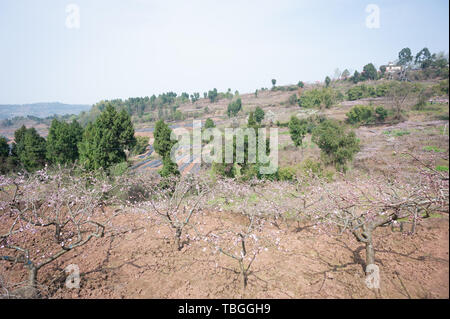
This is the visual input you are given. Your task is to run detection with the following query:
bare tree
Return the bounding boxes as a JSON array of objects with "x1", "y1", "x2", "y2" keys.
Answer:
[
  {"x1": 130, "y1": 174, "x2": 209, "y2": 251},
  {"x1": 317, "y1": 155, "x2": 448, "y2": 273}
]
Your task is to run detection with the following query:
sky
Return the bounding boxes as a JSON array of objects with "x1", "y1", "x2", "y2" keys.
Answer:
[{"x1": 0, "y1": 0, "x2": 448, "y2": 105}]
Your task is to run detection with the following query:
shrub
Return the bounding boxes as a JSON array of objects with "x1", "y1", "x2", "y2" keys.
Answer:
[
  {"x1": 375, "y1": 106, "x2": 388, "y2": 121},
  {"x1": 109, "y1": 161, "x2": 129, "y2": 176},
  {"x1": 346, "y1": 105, "x2": 388, "y2": 125},
  {"x1": 298, "y1": 88, "x2": 340, "y2": 108},
  {"x1": 346, "y1": 105, "x2": 374, "y2": 124},
  {"x1": 277, "y1": 166, "x2": 296, "y2": 181},
  {"x1": 312, "y1": 120, "x2": 360, "y2": 171},
  {"x1": 288, "y1": 94, "x2": 298, "y2": 106}
]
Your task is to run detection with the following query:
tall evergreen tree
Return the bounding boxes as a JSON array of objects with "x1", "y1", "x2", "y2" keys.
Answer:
[
  {"x1": 11, "y1": 126, "x2": 46, "y2": 172},
  {"x1": 46, "y1": 119, "x2": 83, "y2": 164},
  {"x1": 254, "y1": 107, "x2": 265, "y2": 124},
  {"x1": 78, "y1": 104, "x2": 136, "y2": 170}
]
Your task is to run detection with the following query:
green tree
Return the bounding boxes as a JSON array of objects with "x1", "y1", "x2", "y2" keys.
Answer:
[
  {"x1": 208, "y1": 88, "x2": 219, "y2": 102},
  {"x1": 132, "y1": 136, "x2": 149, "y2": 156},
  {"x1": 204, "y1": 118, "x2": 215, "y2": 129},
  {"x1": 154, "y1": 120, "x2": 175, "y2": 158},
  {"x1": 341, "y1": 69, "x2": 350, "y2": 79},
  {"x1": 153, "y1": 119, "x2": 180, "y2": 177},
  {"x1": 352, "y1": 71, "x2": 360, "y2": 84},
  {"x1": 254, "y1": 107, "x2": 265, "y2": 124},
  {"x1": 12, "y1": 126, "x2": 46, "y2": 172},
  {"x1": 415, "y1": 48, "x2": 432, "y2": 69},
  {"x1": 247, "y1": 112, "x2": 257, "y2": 127},
  {"x1": 297, "y1": 81, "x2": 305, "y2": 88},
  {"x1": 78, "y1": 104, "x2": 136, "y2": 170},
  {"x1": 312, "y1": 120, "x2": 360, "y2": 172},
  {"x1": 325, "y1": 76, "x2": 331, "y2": 87},
  {"x1": 398, "y1": 48, "x2": 413, "y2": 66},
  {"x1": 46, "y1": 119, "x2": 83, "y2": 164},
  {"x1": 227, "y1": 98, "x2": 242, "y2": 117},
  {"x1": 0, "y1": 136, "x2": 8, "y2": 158},
  {"x1": 0, "y1": 136, "x2": 12, "y2": 174},
  {"x1": 288, "y1": 116, "x2": 307, "y2": 147},
  {"x1": 159, "y1": 155, "x2": 180, "y2": 178},
  {"x1": 362, "y1": 63, "x2": 377, "y2": 80},
  {"x1": 271, "y1": 79, "x2": 277, "y2": 87}
]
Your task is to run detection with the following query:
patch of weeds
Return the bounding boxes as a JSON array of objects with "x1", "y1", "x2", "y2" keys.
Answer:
[
  {"x1": 384, "y1": 130, "x2": 410, "y2": 137},
  {"x1": 435, "y1": 165, "x2": 449, "y2": 172},
  {"x1": 423, "y1": 146, "x2": 446, "y2": 153}
]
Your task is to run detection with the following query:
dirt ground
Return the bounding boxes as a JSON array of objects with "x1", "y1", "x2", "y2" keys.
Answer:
[{"x1": 1, "y1": 207, "x2": 448, "y2": 299}]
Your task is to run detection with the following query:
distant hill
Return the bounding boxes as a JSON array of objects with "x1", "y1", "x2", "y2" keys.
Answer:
[{"x1": 0, "y1": 102, "x2": 92, "y2": 120}]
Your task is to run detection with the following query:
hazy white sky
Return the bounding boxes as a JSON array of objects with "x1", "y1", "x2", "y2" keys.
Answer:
[{"x1": 0, "y1": 0, "x2": 448, "y2": 105}]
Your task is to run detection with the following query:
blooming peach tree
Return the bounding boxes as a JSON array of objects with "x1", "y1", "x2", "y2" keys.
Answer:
[{"x1": 0, "y1": 166, "x2": 116, "y2": 297}]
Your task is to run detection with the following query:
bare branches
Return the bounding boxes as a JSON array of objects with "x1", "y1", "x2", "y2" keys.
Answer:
[{"x1": 0, "y1": 166, "x2": 113, "y2": 292}]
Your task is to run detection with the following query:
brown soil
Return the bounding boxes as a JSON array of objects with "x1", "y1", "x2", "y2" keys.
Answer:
[{"x1": 2, "y1": 208, "x2": 448, "y2": 299}]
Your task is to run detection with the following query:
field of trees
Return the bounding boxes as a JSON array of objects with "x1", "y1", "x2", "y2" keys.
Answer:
[{"x1": 0, "y1": 47, "x2": 449, "y2": 299}]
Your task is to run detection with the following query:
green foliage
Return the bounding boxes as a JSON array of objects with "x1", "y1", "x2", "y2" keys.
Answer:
[
  {"x1": 227, "y1": 98, "x2": 242, "y2": 117},
  {"x1": 277, "y1": 166, "x2": 296, "y2": 181},
  {"x1": 298, "y1": 88, "x2": 340, "y2": 108},
  {"x1": 247, "y1": 112, "x2": 257, "y2": 127},
  {"x1": 12, "y1": 126, "x2": 47, "y2": 172},
  {"x1": 159, "y1": 155, "x2": 180, "y2": 178},
  {"x1": 435, "y1": 165, "x2": 449, "y2": 172},
  {"x1": 312, "y1": 120, "x2": 360, "y2": 172},
  {"x1": 109, "y1": 161, "x2": 129, "y2": 176},
  {"x1": 132, "y1": 136, "x2": 149, "y2": 156},
  {"x1": 153, "y1": 119, "x2": 179, "y2": 177},
  {"x1": 0, "y1": 136, "x2": 8, "y2": 158},
  {"x1": 383, "y1": 129, "x2": 410, "y2": 137},
  {"x1": 345, "y1": 105, "x2": 388, "y2": 125},
  {"x1": 190, "y1": 92, "x2": 200, "y2": 103},
  {"x1": 362, "y1": 63, "x2": 377, "y2": 80},
  {"x1": 288, "y1": 116, "x2": 307, "y2": 147},
  {"x1": 208, "y1": 88, "x2": 219, "y2": 103},
  {"x1": 46, "y1": 119, "x2": 83, "y2": 164},
  {"x1": 271, "y1": 79, "x2": 277, "y2": 87},
  {"x1": 204, "y1": 118, "x2": 216, "y2": 129},
  {"x1": 154, "y1": 120, "x2": 175, "y2": 158},
  {"x1": 346, "y1": 105, "x2": 373, "y2": 124},
  {"x1": 422, "y1": 146, "x2": 445, "y2": 153},
  {"x1": 78, "y1": 104, "x2": 136, "y2": 170},
  {"x1": 352, "y1": 71, "x2": 361, "y2": 84},
  {"x1": 288, "y1": 94, "x2": 298, "y2": 106},
  {"x1": 415, "y1": 48, "x2": 432, "y2": 69},
  {"x1": 325, "y1": 76, "x2": 331, "y2": 87},
  {"x1": 398, "y1": 48, "x2": 413, "y2": 66},
  {"x1": 254, "y1": 107, "x2": 265, "y2": 124},
  {"x1": 341, "y1": 69, "x2": 350, "y2": 79},
  {"x1": 0, "y1": 136, "x2": 13, "y2": 174},
  {"x1": 432, "y1": 79, "x2": 449, "y2": 96},
  {"x1": 375, "y1": 106, "x2": 388, "y2": 121},
  {"x1": 297, "y1": 81, "x2": 305, "y2": 88}
]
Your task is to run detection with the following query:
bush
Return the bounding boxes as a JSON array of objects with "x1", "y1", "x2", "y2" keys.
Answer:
[
  {"x1": 288, "y1": 94, "x2": 298, "y2": 106},
  {"x1": 346, "y1": 105, "x2": 388, "y2": 125},
  {"x1": 312, "y1": 120, "x2": 360, "y2": 172},
  {"x1": 109, "y1": 161, "x2": 129, "y2": 176},
  {"x1": 346, "y1": 105, "x2": 374, "y2": 124},
  {"x1": 132, "y1": 136, "x2": 149, "y2": 156},
  {"x1": 298, "y1": 88, "x2": 340, "y2": 108},
  {"x1": 277, "y1": 166, "x2": 296, "y2": 181}
]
